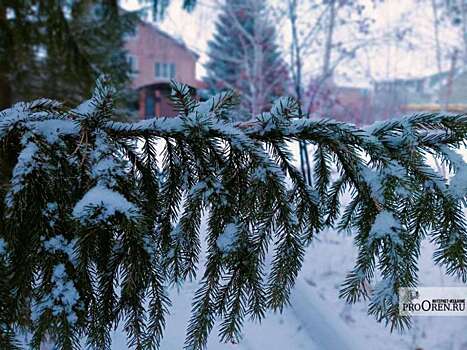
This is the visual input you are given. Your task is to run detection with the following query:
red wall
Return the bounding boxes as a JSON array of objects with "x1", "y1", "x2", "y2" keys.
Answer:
[
  {"x1": 124, "y1": 22, "x2": 200, "y2": 118},
  {"x1": 124, "y1": 22, "x2": 198, "y2": 89}
]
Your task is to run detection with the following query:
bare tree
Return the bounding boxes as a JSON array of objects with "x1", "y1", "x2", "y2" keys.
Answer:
[
  {"x1": 287, "y1": 0, "x2": 312, "y2": 185},
  {"x1": 277, "y1": 0, "x2": 388, "y2": 180},
  {"x1": 276, "y1": 0, "x2": 388, "y2": 116},
  {"x1": 432, "y1": 0, "x2": 443, "y2": 72}
]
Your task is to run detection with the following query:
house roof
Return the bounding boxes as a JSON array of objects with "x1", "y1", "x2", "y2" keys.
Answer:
[
  {"x1": 374, "y1": 71, "x2": 450, "y2": 86},
  {"x1": 373, "y1": 68, "x2": 467, "y2": 106},
  {"x1": 140, "y1": 21, "x2": 200, "y2": 60},
  {"x1": 120, "y1": 6, "x2": 199, "y2": 60},
  {"x1": 402, "y1": 103, "x2": 467, "y2": 112}
]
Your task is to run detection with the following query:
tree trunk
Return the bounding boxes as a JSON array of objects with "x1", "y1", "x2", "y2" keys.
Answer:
[
  {"x1": 289, "y1": 0, "x2": 302, "y2": 105},
  {"x1": 461, "y1": 0, "x2": 467, "y2": 65},
  {"x1": 320, "y1": 0, "x2": 336, "y2": 116},
  {"x1": 431, "y1": 0, "x2": 442, "y2": 73},
  {"x1": 322, "y1": 0, "x2": 336, "y2": 79},
  {"x1": 0, "y1": 4, "x2": 12, "y2": 110},
  {"x1": 288, "y1": 0, "x2": 312, "y2": 186},
  {"x1": 0, "y1": 73, "x2": 12, "y2": 110}
]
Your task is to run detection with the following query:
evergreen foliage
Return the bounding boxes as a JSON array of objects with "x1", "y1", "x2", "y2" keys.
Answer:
[
  {"x1": 0, "y1": 2, "x2": 138, "y2": 109},
  {"x1": 204, "y1": 0, "x2": 289, "y2": 119},
  {"x1": 0, "y1": 78, "x2": 466, "y2": 349}
]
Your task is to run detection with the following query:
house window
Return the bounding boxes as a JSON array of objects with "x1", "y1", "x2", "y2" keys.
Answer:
[
  {"x1": 169, "y1": 63, "x2": 176, "y2": 79},
  {"x1": 155, "y1": 62, "x2": 176, "y2": 79},
  {"x1": 155, "y1": 63, "x2": 161, "y2": 78},
  {"x1": 162, "y1": 63, "x2": 168, "y2": 78},
  {"x1": 126, "y1": 54, "x2": 138, "y2": 75}
]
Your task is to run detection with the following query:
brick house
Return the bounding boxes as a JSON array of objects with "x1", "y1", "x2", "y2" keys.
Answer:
[
  {"x1": 306, "y1": 79, "x2": 373, "y2": 125},
  {"x1": 327, "y1": 85, "x2": 373, "y2": 125},
  {"x1": 124, "y1": 21, "x2": 202, "y2": 119}
]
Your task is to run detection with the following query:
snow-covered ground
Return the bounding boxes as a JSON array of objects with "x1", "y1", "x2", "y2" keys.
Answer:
[
  {"x1": 297, "y1": 229, "x2": 467, "y2": 350},
  {"x1": 107, "y1": 227, "x2": 467, "y2": 350},
  {"x1": 30, "y1": 226, "x2": 467, "y2": 350}
]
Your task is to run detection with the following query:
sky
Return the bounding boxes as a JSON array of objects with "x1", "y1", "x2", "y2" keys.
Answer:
[{"x1": 121, "y1": 0, "x2": 463, "y2": 87}]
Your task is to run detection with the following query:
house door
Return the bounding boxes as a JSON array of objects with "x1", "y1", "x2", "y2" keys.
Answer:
[{"x1": 145, "y1": 91, "x2": 155, "y2": 118}]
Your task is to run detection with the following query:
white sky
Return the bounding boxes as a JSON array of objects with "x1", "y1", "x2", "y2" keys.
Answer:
[{"x1": 121, "y1": 0, "x2": 463, "y2": 87}]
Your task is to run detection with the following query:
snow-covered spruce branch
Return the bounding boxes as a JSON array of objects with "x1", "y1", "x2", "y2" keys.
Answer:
[{"x1": 0, "y1": 78, "x2": 466, "y2": 349}]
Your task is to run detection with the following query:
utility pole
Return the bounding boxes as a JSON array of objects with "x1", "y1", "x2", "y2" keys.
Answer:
[{"x1": 444, "y1": 49, "x2": 458, "y2": 108}]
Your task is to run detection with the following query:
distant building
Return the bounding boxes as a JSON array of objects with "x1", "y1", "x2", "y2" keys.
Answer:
[
  {"x1": 373, "y1": 70, "x2": 467, "y2": 115},
  {"x1": 402, "y1": 70, "x2": 467, "y2": 113},
  {"x1": 305, "y1": 69, "x2": 467, "y2": 126},
  {"x1": 306, "y1": 79, "x2": 373, "y2": 125},
  {"x1": 329, "y1": 85, "x2": 373, "y2": 125},
  {"x1": 372, "y1": 72, "x2": 449, "y2": 118},
  {"x1": 124, "y1": 22, "x2": 202, "y2": 118}
]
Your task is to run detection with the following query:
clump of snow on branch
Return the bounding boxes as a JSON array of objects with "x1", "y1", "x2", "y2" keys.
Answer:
[
  {"x1": 42, "y1": 202, "x2": 59, "y2": 227},
  {"x1": 43, "y1": 235, "x2": 78, "y2": 267},
  {"x1": 72, "y1": 184, "x2": 140, "y2": 224},
  {"x1": 28, "y1": 119, "x2": 79, "y2": 144},
  {"x1": 441, "y1": 146, "x2": 467, "y2": 198},
  {"x1": 5, "y1": 138, "x2": 40, "y2": 207},
  {"x1": 32, "y1": 264, "x2": 80, "y2": 325},
  {"x1": 369, "y1": 211, "x2": 402, "y2": 246}
]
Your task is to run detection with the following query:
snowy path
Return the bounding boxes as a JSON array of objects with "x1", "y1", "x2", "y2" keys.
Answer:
[{"x1": 290, "y1": 279, "x2": 365, "y2": 350}]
